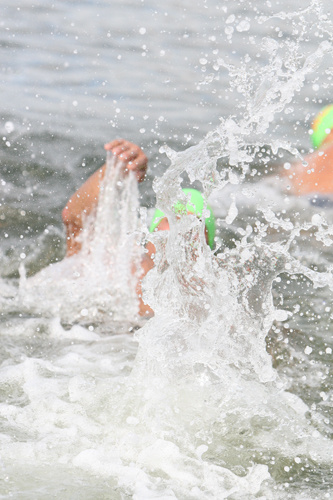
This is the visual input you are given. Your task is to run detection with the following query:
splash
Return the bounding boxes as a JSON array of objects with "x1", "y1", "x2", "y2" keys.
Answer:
[
  {"x1": 18, "y1": 154, "x2": 144, "y2": 324},
  {"x1": 111, "y1": 3, "x2": 333, "y2": 497},
  {"x1": 5, "y1": 2, "x2": 333, "y2": 499}
]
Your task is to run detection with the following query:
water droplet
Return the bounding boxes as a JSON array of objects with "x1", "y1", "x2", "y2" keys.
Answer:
[
  {"x1": 5, "y1": 121, "x2": 14, "y2": 133},
  {"x1": 126, "y1": 416, "x2": 139, "y2": 425},
  {"x1": 226, "y1": 14, "x2": 235, "y2": 24},
  {"x1": 236, "y1": 20, "x2": 250, "y2": 32}
]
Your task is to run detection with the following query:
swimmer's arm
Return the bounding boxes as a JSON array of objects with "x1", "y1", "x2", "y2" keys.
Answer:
[
  {"x1": 62, "y1": 166, "x2": 105, "y2": 256},
  {"x1": 62, "y1": 167, "x2": 104, "y2": 224},
  {"x1": 283, "y1": 143, "x2": 333, "y2": 195},
  {"x1": 62, "y1": 139, "x2": 148, "y2": 256}
]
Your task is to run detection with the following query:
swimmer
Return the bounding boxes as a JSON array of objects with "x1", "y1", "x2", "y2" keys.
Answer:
[
  {"x1": 62, "y1": 139, "x2": 215, "y2": 316},
  {"x1": 287, "y1": 104, "x2": 333, "y2": 196}
]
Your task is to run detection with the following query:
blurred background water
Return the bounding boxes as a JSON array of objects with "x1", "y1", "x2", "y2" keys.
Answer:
[{"x1": 0, "y1": 0, "x2": 333, "y2": 499}]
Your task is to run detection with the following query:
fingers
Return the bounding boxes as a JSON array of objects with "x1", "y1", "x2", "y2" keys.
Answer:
[
  {"x1": 104, "y1": 139, "x2": 131, "y2": 157},
  {"x1": 104, "y1": 139, "x2": 141, "y2": 163},
  {"x1": 104, "y1": 139, "x2": 148, "y2": 182}
]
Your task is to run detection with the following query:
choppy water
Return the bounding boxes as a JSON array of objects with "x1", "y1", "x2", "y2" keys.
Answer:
[{"x1": 1, "y1": 1, "x2": 333, "y2": 499}]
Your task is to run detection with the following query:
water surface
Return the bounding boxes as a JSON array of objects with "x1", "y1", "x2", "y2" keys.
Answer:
[{"x1": 0, "y1": 1, "x2": 333, "y2": 499}]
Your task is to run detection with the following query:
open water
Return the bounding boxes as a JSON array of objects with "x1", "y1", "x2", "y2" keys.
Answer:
[{"x1": 0, "y1": 0, "x2": 333, "y2": 499}]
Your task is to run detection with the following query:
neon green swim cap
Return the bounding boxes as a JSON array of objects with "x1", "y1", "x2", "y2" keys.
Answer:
[
  {"x1": 311, "y1": 104, "x2": 333, "y2": 149},
  {"x1": 149, "y1": 188, "x2": 216, "y2": 249}
]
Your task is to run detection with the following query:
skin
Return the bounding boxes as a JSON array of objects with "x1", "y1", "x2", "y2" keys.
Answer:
[
  {"x1": 62, "y1": 139, "x2": 148, "y2": 256},
  {"x1": 286, "y1": 130, "x2": 333, "y2": 195},
  {"x1": 62, "y1": 139, "x2": 156, "y2": 316}
]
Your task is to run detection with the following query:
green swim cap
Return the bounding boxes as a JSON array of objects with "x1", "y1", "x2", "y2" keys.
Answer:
[
  {"x1": 311, "y1": 104, "x2": 333, "y2": 149},
  {"x1": 149, "y1": 188, "x2": 216, "y2": 249}
]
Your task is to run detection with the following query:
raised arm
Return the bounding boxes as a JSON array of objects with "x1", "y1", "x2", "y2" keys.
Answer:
[
  {"x1": 285, "y1": 107, "x2": 333, "y2": 196},
  {"x1": 62, "y1": 139, "x2": 148, "y2": 256},
  {"x1": 283, "y1": 131, "x2": 333, "y2": 196}
]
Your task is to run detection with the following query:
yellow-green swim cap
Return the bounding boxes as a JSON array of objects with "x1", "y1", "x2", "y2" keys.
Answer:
[
  {"x1": 149, "y1": 188, "x2": 216, "y2": 249},
  {"x1": 311, "y1": 104, "x2": 333, "y2": 149}
]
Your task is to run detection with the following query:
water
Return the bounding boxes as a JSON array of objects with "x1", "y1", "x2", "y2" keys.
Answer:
[{"x1": 1, "y1": 0, "x2": 333, "y2": 498}]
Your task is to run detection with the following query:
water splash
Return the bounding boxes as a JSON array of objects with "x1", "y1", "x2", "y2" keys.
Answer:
[
  {"x1": 2, "y1": 2, "x2": 333, "y2": 499},
  {"x1": 18, "y1": 154, "x2": 144, "y2": 324},
  {"x1": 110, "y1": 3, "x2": 333, "y2": 497}
]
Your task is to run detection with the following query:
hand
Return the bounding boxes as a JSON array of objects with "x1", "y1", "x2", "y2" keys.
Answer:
[{"x1": 104, "y1": 139, "x2": 148, "y2": 183}]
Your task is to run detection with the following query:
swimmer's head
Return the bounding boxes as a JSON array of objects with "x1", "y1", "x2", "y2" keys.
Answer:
[
  {"x1": 149, "y1": 188, "x2": 216, "y2": 249},
  {"x1": 311, "y1": 104, "x2": 333, "y2": 149}
]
